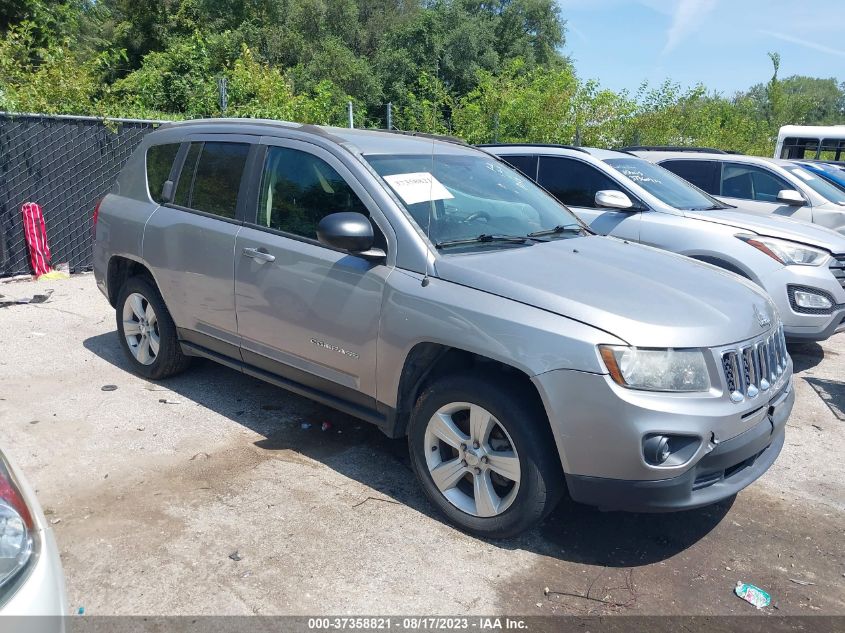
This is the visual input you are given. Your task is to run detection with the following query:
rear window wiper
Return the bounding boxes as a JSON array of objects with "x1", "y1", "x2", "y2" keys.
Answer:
[
  {"x1": 527, "y1": 224, "x2": 584, "y2": 238},
  {"x1": 435, "y1": 234, "x2": 532, "y2": 249}
]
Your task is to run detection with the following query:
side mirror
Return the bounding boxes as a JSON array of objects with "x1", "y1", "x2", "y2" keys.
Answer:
[
  {"x1": 317, "y1": 212, "x2": 385, "y2": 259},
  {"x1": 777, "y1": 189, "x2": 805, "y2": 206},
  {"x1": 595, "y1": 190, "x2": 635, "y2": 210}
]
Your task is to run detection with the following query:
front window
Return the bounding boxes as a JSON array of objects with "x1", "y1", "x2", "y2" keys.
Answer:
[
  {"x1": 365, "y1": 152, "x2": 586, "y2": 248},
  {"x1": 721, "y1": 163, "x2": 788, "y2": 202},
  {"x1": 257, "y1": 146, "x2": 371, "y2": 239},
  {"x1": 604, "y1": 157, "x2": 724, "y2": 211},
  {"x1": 786, "y1": 165, "x2": 845, "y2": 205}
]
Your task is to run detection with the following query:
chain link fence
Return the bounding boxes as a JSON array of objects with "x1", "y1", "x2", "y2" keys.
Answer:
[{"x1": 0, "y1": 113, "x2": 161, "y2": 277}]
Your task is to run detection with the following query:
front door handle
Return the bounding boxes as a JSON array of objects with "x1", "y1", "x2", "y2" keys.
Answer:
[{"x1": 242, "y1": 247, "x2": 276, "y2": 263}]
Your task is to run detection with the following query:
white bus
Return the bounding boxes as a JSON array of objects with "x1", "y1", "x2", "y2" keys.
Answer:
[{"x1": 775, "y1": 125, "x2": 845, "y2": 162}]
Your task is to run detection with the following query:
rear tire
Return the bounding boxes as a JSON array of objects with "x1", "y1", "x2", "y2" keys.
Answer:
[
  {"x1": 115, "y1": 276, "x2": 191, "y2": 380},
  {"x1": 408, "y1": 373, "x2": 563, "y2": 538}
]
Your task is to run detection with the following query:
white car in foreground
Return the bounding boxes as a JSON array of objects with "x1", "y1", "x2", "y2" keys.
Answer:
[{"x1": 0, "y1": 447, "x2": 66, "y2": 626}]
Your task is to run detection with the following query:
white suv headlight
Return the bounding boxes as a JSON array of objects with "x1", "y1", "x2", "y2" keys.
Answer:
[
  {"x1": 599, "y1": 346, "x2": 711, "y2": 392},
  {"x1": 737, "y1": 235, "x2": 829, "y2": 266},
  {"x1": 0, "y1": 453, "x2": 35, "y2": 593}
]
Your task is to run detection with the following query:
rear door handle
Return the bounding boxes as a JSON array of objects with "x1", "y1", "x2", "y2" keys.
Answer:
[{"x1": 242, "y1": 247, "x2": 276, "y2": 263}]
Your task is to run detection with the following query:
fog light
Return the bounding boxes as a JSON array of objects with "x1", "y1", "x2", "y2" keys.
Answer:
[
  {"x1": 643, "y1": 435, "x2": 671, "y2": 465},
  {"x1": 793, "y1": 289, "x2": 833, "y2": 310}
]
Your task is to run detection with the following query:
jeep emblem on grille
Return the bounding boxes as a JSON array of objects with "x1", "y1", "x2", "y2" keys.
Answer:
[{"x1": 754, "y1": 304, "x2": 771, "y2": 328}]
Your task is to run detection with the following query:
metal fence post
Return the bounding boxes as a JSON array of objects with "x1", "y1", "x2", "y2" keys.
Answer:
[
  {"x1": 217, "y1": 77, "x2": 228, "y2": 116},
  {"x1": 386, "y1": 102, "x2": 393, "y2": 130},
  {"x1": 347, "y1": 102, "x2": 354, "y2": 128}
]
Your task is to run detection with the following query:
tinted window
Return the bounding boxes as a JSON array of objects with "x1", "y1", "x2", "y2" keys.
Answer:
[
  {"x1": 174, "y1": 142, "x2": 200, "y2": 208},
  {"x1": 500, "y1": 155, "x2": 538, "y2": 179},
  {"x1": 605, "y1": 157, "x2": 722, "y2": 210},
  {"x1": 146, "y1": 143, "x2": 180, "y2": 203},
  {"x1": 191, "y1": 143, "x2": 249, "y2": 218},
  {"x1": 721, "y1": 163, "x2": 790, "y2": 202},
  {"x1": 538, "y1": 157, "x2": 618, "y2": 208},
  {"x1": 257, "y1": 146, "x2": 369, "y2": 239},
  {"x1": 660, "y1": 160, "x2": 719, "y2": 194}
]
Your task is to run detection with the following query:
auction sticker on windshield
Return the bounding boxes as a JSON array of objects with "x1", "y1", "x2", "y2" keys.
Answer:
[{"x1": 383, "y1": 172, "x2": 454, "y2": 205}]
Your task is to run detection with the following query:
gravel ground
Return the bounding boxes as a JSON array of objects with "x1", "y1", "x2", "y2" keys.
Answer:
[{"x1": 0, "y1": 274, "x2": 843, "y2": 616}]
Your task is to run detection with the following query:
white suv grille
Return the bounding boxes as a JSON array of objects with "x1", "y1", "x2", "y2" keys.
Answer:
[{"x1": 721, "y1": 325, "x2": 789, "y2": 403}]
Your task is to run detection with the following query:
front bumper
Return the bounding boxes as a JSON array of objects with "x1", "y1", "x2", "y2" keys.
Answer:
[
  {"x1": 566, "y1": 384, "x2": 791, "y2": 512},
  {"x1": 760, "y1": 264, "x2": 845, "y2": 341},
  {"x1": 532, "y1": 352, "x2": 793, "y2": 512},
  {"x1": 1, "y1": 526, "x2": 67, "y2": 620}
]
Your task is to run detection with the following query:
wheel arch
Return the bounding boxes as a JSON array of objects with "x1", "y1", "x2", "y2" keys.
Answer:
[
  {"x1": 390, "y1": 343, "x2": 549, "y2": 442},
  {"x1": 106, "y1": 255, "x2": 158, "y2": 307}
]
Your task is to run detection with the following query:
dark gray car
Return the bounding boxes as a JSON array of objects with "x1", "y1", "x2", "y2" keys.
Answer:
[{"x1": 93, "y1": 119, "x2": 794, "y2": 537}]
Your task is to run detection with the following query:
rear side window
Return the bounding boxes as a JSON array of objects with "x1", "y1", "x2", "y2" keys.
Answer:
[
  {"x1": 146, "y1": 143, "x2": 180, "y2": 203},
  {"x1": 819, "y1": 139, "x2": 845, "y2": 162},
  {"x1": 780, "y1": 137, "x2": 819, "y2": 160},
  {"x1": 660, "y1": 160, "x2": 719, "y2": 194},
  {"x1": 538, "y1": 156, "x2": 618, "y2": 208},
  {"x1": 500, "y1": 155, "x2": 538, "y2": 179},
  {"x1": 173, "y1": 141, "x2": 249, "y2": 219},
  {"x1": 256, "y1": 146, "x2": 369, "y2": 240}
]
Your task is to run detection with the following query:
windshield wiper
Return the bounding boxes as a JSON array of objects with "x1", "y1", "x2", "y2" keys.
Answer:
[
  {"x1": 435, "y1": 234, "x2": 531, "y2": 249},
  {"x1": 527, "y1": 224, "x2": 584, "y2": 238},
  {"x1": 687, "y1": 204, "x2": 728, "y2": 211}
]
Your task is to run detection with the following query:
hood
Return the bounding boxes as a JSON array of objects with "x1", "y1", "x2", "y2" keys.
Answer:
[
  {"x1": 686, "y1": 209, "x2": 845, "y2": 252},
  {"x1": 434, "y1": 236, "x2": 776, "y2": 348}
]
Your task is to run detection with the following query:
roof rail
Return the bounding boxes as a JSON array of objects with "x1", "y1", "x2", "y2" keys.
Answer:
[
  {"x1": 618, "y1": 145, "x2": 742, "y2": 155},
  {"x1": 376, "y1": 129, "x2": 470, "y2": 146},
  {"x1": 478, "y1": 143, "x2": 591, "y2": 154}
]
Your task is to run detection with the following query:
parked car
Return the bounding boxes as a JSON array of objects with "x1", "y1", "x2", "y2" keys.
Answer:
[
  {"x1": 793, "y1": 160, "x2": 845, "y2": 192},
  {"x1": 0, "y1": 447, "x2": 66, "y2": 623},
  {"x1": 626, "y1": 147, "x2": 845, "y2": 233},
  {"x1": 94, "y1": 119, "x2": 793, "y2": 537},
  {"x1": 486, "y1": 144, "x2": 845, "y2": 342}
]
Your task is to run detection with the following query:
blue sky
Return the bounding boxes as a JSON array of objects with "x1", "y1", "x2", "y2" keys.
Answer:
[{"x1": 560, "y1": 0, "x2": 845, "y2": 95}]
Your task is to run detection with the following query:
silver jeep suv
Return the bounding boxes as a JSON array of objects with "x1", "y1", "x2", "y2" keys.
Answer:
[
  {"x1": 486, "y1": 144, "x2": 845, "y2": 341},
  {"x1": 93, "y1": 119, "x2": 794, "y2": 537}
]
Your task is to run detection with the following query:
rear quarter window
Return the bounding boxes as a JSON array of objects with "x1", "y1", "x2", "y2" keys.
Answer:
[{"x1": 146, "y1": 143, "x2": 180, "y2": 203}]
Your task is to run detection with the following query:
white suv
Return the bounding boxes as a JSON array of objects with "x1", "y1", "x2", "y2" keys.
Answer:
[{"x1": 628, "y1": 148, "x2": 845, "y2": 233}]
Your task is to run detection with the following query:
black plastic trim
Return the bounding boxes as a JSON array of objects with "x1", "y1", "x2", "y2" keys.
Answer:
[{"x1": 178, "y1": 338, "x2": 397, "y2": 436}]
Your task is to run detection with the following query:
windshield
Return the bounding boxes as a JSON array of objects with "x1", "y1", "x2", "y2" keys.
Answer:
[
  {"x1": 605, "y1": 157, "x2": 725, "y2": 211},
  {"x1": 788, "y1": 165, "x2": 845, "y2": 205},
  {"x1": 364, "y1": 152, "x2": 586, "y2": 248}
]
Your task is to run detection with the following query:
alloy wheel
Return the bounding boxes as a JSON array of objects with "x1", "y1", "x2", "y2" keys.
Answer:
[
  {"x1": 122, "y1": 292, "x2": 159, "y2": 366},
  {"x1": 423, "y1": 402, "x2": 521, "y2": 517}
]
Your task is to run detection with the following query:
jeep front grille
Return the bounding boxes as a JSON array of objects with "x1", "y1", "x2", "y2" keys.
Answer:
[{"x1": 721, "y1": 325, "x2": 788, "y2": 403}]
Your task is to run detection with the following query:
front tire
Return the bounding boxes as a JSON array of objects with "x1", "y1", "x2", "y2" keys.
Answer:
[
  {"x1": 408, "y1": 373, "x2": 562, "y2": 538},
  {"x1": 115, "y1": 276, "x2": 190, "y2": 380}
]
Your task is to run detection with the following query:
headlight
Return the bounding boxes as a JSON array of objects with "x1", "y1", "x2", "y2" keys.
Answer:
[
  {"x1": 599, "y1": 346, "x2": 711, "y2": 392},
  {"x1": 0, "y1": 453, "x2": 34, "y2": 592},
  {"x1": 737, "y1": 235, "x2": 829, "y2": 266}
]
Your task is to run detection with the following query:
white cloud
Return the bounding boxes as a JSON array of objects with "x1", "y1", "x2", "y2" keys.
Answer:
[
  {"x1": 759, "y1": 29, "x2": 845, "y2": 58},
  {"x1": 662, "y1": 0, "x2": 717, "y2": 54}
]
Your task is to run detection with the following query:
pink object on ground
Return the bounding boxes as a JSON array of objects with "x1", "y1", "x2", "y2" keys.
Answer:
[{"x1": 21, "y1": 202, "x2": 52, "y2": 276}]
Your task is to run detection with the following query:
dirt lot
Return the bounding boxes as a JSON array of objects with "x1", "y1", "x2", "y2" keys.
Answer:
[{"x1": 0, "y1": 274, "x2": 843, "y2": 616}]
